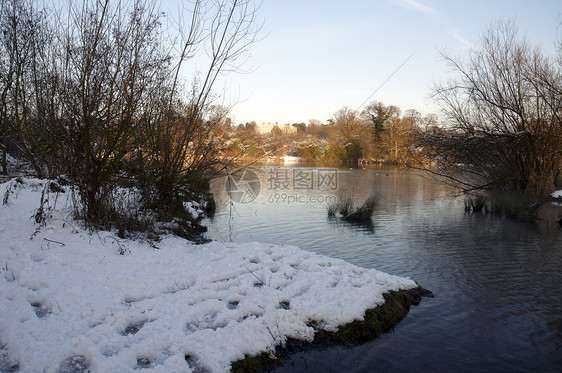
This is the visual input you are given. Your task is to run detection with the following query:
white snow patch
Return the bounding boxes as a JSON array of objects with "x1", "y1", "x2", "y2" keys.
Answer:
[
  {"x1": 553, "y1": 190, "x2": 562, "y2": 199},
  {"x1": 0, "y1": 178, "x2": 417, "y2": 372},
  {"x1": 184, "y1": 201, "x2": 204, "y2": 220}
]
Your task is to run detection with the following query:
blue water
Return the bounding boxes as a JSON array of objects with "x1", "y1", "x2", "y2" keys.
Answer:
[{"x1": 203, "y1": 165, "x2": 562, "y2": 372}]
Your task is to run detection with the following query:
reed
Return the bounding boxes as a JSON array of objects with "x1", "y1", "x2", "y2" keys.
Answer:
[{"x1": 327, "y1": 192, "x2": 380, "y2": 222}]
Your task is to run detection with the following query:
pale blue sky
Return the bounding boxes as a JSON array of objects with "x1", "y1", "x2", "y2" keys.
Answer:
[{"x1": 169, "y1": 0, "x2": 561, "y2": 125}]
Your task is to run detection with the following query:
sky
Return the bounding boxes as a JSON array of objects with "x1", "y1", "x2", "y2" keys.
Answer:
[{"x1": 166, "y1": 0, "x2": 561, "y2": 125}]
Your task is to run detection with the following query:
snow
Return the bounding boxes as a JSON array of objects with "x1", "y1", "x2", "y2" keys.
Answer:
[
  {"x1": 184, "y1": 201, "x2": 204, "y2": 220},
  {"x1": 553, "y1": 190, "x2": 562, "y2": 199},
  {"x1": 0, "y1": 178, "x2": 417, "y2": 372}
]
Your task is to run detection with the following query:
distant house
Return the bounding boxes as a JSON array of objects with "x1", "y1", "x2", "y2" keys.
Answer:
[{"x1": 256, "y1": 122, "x2": 297, "y2": 135}]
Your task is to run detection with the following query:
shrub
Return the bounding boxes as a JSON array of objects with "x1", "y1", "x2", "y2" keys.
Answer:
[{"x1": 0, "y1": 0, "x2": 260, "y2": 237}]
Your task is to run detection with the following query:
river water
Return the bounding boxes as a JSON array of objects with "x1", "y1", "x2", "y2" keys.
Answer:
[{"x1": 202, "y1": 165, "x2": 562, "y2": 372}]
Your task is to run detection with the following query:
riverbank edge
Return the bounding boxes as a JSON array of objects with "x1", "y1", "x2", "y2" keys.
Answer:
[{"x1": 230, "y1": 285, "x2": 433, "y2": 372}]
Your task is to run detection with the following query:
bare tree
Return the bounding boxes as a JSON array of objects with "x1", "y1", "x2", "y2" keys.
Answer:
[
  {"x1": 140, "y1": 0, "x2": 261, "y2": 226},
  {"x1": 420, "y1": 21, "x2": 562, "y2": 198},
  {"x1": 0, "y1": 0, "x2": 261, "y2": 233},
  {"x1": 0, "y1": 0, "x2": 51, "y2": 176},
  {"x1": 384, "y1": 109, "x2": 419, "y2": 163},
  {"x1": 45, "y1": 0, "x2": 172, "y2": 225},
  {"x1": 307, "y1": 119, "x2": 328, "y2": 139}
]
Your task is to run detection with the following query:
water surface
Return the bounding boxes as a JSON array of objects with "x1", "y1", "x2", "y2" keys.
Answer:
[{"x1": 203, "y1": 166, "x2": 562, "y2": 372}]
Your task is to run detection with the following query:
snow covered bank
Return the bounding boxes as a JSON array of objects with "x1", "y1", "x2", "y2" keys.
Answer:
[{"x1": 0, "y1": 178, "x2": 419, "y2": 372}]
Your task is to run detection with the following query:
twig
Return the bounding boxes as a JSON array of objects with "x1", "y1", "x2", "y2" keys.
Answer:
[
  {"x1": 43, "y1": 238, "x2": 66, "y2": 247},
  {"x1": 243, "y1": 261, "x2": 266, "y2": 286},
  {"x1": 266, "y1": 326, "x2": 278, "y2": 341},
  {"x1": 54, "y1": 299, "x2": 62, "y2": 313}
]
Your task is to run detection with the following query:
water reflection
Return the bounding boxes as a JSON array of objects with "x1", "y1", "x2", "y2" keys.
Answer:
[
  {"x1": 203, "y1": 165, "x2": 562, "y2": 372},
  {"x1": 327, "y1": 216, "x2": 375, "y2": 234}
]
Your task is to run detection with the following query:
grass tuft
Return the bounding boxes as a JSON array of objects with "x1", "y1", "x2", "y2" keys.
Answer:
[
  {"x1": 344, "y1": 194, "x2": 380, "y2": 222},
  {"x1": 327, "y1": 191, "x2": 380, "y2": 222}
]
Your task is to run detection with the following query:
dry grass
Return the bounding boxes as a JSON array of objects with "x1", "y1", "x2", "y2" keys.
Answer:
[{"x1": 327, "y1": 192, "x2": 380, "y2": 222}]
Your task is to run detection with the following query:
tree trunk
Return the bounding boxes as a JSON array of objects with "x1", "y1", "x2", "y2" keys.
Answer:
[{"x1": 1, "y1": 144, "x2": 7, "y2": 175}]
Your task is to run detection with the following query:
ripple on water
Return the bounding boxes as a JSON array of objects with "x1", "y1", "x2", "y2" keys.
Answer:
[{"x1": 204, "y1": 167, "x2": 562, "y2": 372}]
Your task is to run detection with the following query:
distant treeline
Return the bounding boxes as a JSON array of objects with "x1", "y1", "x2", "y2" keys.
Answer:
[{"x1": 218, "y1": 103, "x2": 439, "y2": 167}]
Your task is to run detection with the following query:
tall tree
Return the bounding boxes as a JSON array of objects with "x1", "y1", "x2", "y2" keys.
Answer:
[
  {"x1": 361, "y1": 101, "x2": 400, "y2": 138},
  {"x1": 361, "y1": 101, "x2": 400, "y2": 160},
  {"x1": 420, "y1": 21, "x2": 562, "y2": 197},
  {"x1": 329, "y1": 107, "x2": 367, "y2": 166}
]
